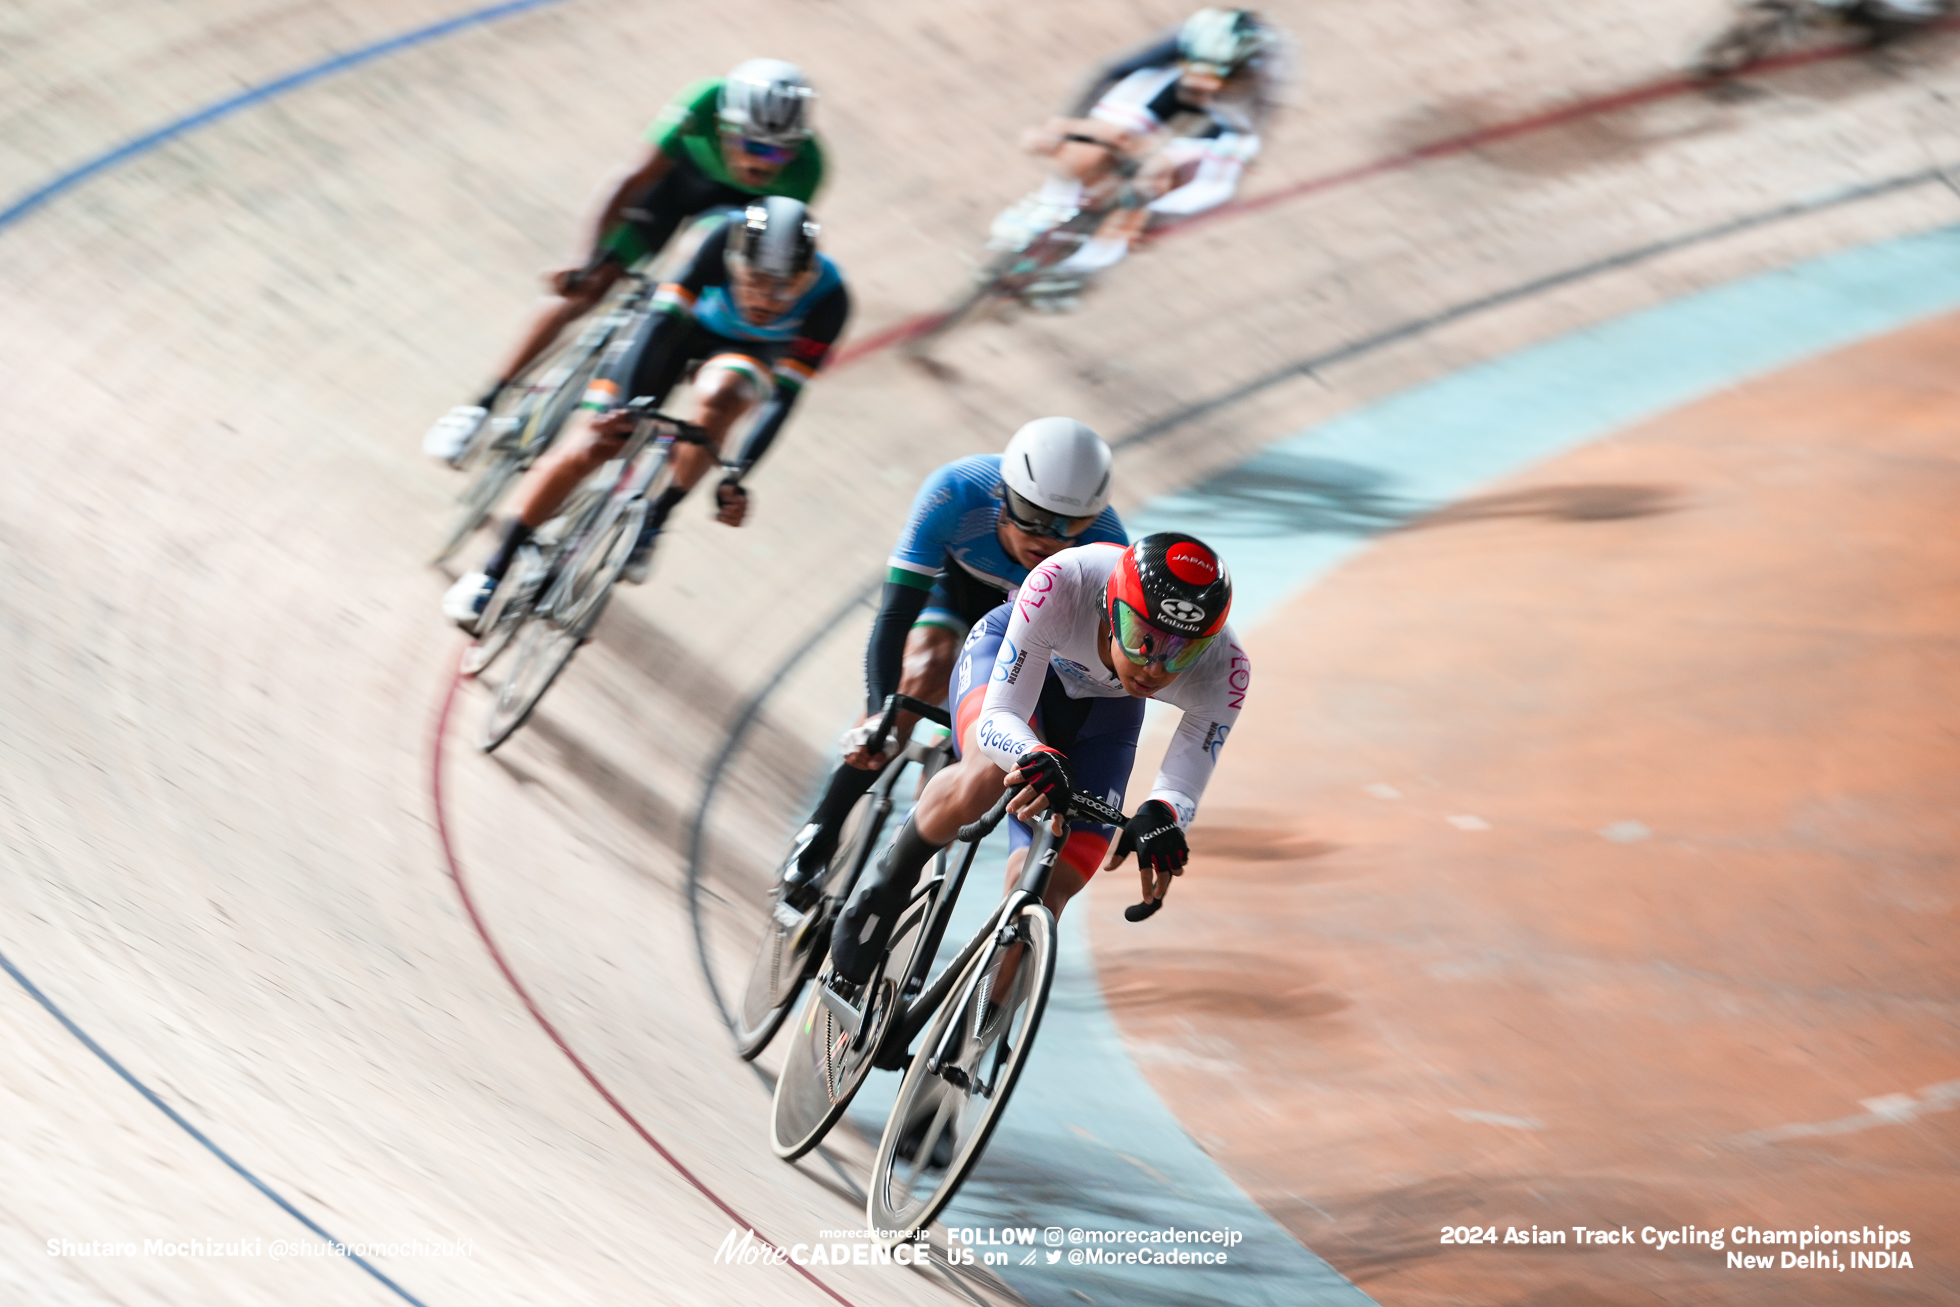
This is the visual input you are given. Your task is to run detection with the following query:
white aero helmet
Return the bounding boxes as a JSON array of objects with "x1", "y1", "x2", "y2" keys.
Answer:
[
  {"x1": 718, "y1": 58, "x2": 816, "y2": 145},
  {"x1": 1177, "y1": 8, "x2": 1268, "y2": 75},
  {"x1": 1001, "y1": 417, "x2": 1113, "y2": 527}
]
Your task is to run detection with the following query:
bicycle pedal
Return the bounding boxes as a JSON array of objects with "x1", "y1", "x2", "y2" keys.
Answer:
[{"x1": 939, "y1": 1064, "x2": 971, "y2": 1091}]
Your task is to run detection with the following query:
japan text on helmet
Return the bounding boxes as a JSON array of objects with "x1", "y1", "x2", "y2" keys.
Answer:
[
  {"x1": 1177, "y1": 8, "x2": 1268, "y2": 75},
  {"x1": 1108, "y1": 533, "x2": 1232, "y2": 641},
  {"x1": 729, "y1": 197, "x2": 819, "y2": 279},
  {"x1": 1000, "y1": 417, "x2": 1113, "y2": 526},
  {"x1": 718, "y1": 58, "x2": 817, "y2": 145}
]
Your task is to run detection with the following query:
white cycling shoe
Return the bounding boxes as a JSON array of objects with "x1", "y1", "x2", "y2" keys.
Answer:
[
  {"x1": 423, "y1": 406, "x2": 488, "y2": 467},
  {"x1": 442, "y1": 571, "x2": 495, "y2": 632},
  {"x1": 987, "y1": 196, "x2": 1077, "y2": 252}
]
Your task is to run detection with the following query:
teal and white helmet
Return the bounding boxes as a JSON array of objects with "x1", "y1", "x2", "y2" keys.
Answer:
[
  {"x1": 1177, "y1": 9, "x2": 1268, "y2": 75},
  {"x1": 718, "y1": 58, "x2": 816, "y2": 145}
]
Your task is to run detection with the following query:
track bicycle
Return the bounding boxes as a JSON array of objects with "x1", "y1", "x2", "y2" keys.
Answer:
[
  {"x1": 864, "y1": 782, "x2": 1145, "y2": 1240},
  {"x1": 768, "y1": 771, "x2": 1039, "y2": 1162},
  {"x1": 465, "y1": 398, "x2": 720, "y2": 751},
  {"x1": 1690, "y1": 0, "x2": 1944, "y2": 75},
  {"x1": 732, "y1": 693, "x2": 956, "y2": 1059},
  {"x1": 431, "y1": 271, "x2": 655, "y2": 563}
]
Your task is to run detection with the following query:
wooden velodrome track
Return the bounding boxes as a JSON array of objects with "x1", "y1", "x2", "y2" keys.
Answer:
[{"x1": 2, "y1": 1, "x2": 1957, "y2": 1303}]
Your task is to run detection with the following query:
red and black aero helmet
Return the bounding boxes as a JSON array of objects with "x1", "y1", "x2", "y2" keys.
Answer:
[{"x1": 1107, "y1": 533, "x2": 1232, "y2": 672}]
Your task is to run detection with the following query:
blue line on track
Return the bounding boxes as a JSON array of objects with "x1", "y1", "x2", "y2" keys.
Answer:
[
  {"x1": 0, "y1": 0, "x2": 570, "y2": 232},
  {"x1": 0, "y1": 942, "x2": 433, "y2": 1305},
  {"x1": 1, "y1": 6, "x2": 581, "y2": 1297}
]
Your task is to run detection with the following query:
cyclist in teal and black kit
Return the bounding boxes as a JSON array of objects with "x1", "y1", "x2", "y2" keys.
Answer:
[
  {"x1": 778, "y1": 418, "x2": 1127, "y2": 904},
  {"x1": 425, "y1": 59, "x2": 827, "y2": 462},
  {"x1": 443, "y1": 197, "x2": 849, "y2": 626}
]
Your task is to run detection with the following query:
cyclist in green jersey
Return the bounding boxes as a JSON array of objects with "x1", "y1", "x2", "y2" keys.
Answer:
[{"x1": 424, "y1": 59, "x2": 826, "y2": 462}]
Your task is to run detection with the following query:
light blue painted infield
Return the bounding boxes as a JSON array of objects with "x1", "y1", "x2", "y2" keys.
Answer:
[
  {"x1": 1134, "y1": 223, "x2": 1960, "y2": 628},
  {"x1": 846, "y1": 221, "x2": 1960, "y2": 1307}
]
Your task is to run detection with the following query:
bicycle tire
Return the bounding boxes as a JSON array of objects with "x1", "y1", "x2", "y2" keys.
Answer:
[
  {"x1": 868, "y1": 903, "x2": 1056, "y2": 1241},
  {"x1": 460, "y1": 478, "x2": 607, "y2": 677},
  {"x1": 431, "y1": 299, "x2": 621, "y2": 563},
  {"x1": 769, "y1": 888, "x2": 937, "y2": 1161},
  {"x1": 517, "y1": 340, "x2": 607, "y2": 462},
  {"x1": 479, "y1": 499, "x2": 642, "y2": 751},
  {"x1": 432, "y1": 449, "x2": 523, "y2": 564},
  {"x1": 733, "y1": 783, "x2": 891, "y2": 1059}
]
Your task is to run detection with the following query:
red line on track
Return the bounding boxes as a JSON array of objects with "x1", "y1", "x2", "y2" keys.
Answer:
[
  {"x1": 829, "y1": 29, "x2": 1959, "y2": 369},
  {"x1": 427, "y1": 657, "x2": 859, "y2": 1307}
]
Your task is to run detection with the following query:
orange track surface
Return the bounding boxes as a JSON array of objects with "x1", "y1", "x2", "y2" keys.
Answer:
[{"x1": 1091, "y1": 310, "x2": 1960, "y2": 1304}]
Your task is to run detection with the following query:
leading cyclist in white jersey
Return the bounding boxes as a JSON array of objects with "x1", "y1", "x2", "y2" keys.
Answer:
[
  {"x1": 829, "y1": 532, "x2": 1251, "y2": 990},
  {"x1": 997, "y1": 7, "x2": 1291, "y2": 309}
]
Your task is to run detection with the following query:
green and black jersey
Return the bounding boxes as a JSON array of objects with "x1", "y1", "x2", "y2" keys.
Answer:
[{"x1": 644, "y1": 78, "x2": 826, "y2": 201}]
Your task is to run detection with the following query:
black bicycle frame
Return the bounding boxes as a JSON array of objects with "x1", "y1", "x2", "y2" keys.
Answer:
[{"x1": 895, "y1": 784, "x2": 1127, "y2": 1058}]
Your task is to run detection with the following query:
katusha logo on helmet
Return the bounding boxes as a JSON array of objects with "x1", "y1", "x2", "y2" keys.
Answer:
[
  {"x1": 1164, "y1": 542, "x2": 1218, "y2": 584},
  {"x1": 1158, "y1": 598, "x2": 1207, "y2": 627}
]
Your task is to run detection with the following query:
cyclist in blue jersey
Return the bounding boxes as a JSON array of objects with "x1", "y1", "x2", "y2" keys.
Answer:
[
  {"x1": 779, "y1": 417, "x2": 1126, "y2": 901},
  {"x1": 444, "y1": 197, "x2": 849, "y2": 626}
]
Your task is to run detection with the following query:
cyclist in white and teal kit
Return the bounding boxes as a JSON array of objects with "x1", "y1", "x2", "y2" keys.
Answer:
[{"x1": 780, "y1": 418, "x2": 1127, "y2": 900}]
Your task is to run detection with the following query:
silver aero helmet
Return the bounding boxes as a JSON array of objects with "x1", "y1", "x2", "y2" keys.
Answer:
[
  {"x1": 717, "y1": 58, "x2": 816, "y2": 145},
  {"x1": 1177, "y1": 8, "x2": 1267, "y2": 75},
  {"x1": 1001, "y1": 417, "x2": 1114, "y2": 533},
  {"x1": 729, "y1": 196, "x2": 819, "y2": 279}
]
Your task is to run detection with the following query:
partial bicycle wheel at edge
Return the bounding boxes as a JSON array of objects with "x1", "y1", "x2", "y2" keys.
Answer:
[{"x1": 868, "y1": 903, "x2": 1055, "y2": 1243}]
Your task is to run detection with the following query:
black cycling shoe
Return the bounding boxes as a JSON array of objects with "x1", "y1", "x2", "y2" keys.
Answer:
[{"x1": 823, "y1": 972, "x2": 864, "y2": 1010}]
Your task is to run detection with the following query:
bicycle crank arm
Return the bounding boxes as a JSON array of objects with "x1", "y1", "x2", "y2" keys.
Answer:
[{"x1": 815, "y1": 977, "x2": 865, "y2": 1040}]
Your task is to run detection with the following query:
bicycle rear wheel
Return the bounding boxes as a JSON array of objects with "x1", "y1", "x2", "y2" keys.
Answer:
[
  {"x1": 519, "y1": 340, "x2": 606, "y2": 461},
  {"x1": 733, "y1": 783, "x2": 890, "y2": 1059},
  {"x1": 479, "y1": 499, "x2": 642, "y2": 751},
  {"x1": 868, "y1": 902, "x2": 1055, "y2": 1240},
  {"x1": 769, "y1": 888, "x2": 937, "y2": 1161}
]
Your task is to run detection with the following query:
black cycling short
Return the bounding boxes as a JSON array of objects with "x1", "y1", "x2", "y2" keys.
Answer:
[{"x1": 596, "y1": 313, "x2": 786, "y2": 407}]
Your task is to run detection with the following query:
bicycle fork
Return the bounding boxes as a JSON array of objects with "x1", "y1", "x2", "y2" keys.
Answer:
[{"x1": 922, "y1": 834, "x2": 1058, "y2": 1080}]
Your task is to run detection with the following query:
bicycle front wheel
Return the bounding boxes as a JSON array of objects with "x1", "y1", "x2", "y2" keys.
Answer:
[
  {"x1": 479, "y1": 500, "x2": 641, "y2": 751},
  {"x1": 733, "y1": 783, "x2": 891, "y2": 1060},
  {"x1": 868, "y1": 903, "x2": 1055, "y2": 1241}
]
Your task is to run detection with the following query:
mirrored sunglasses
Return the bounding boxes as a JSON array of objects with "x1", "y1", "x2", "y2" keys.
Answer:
[
  {"x1": 1112, "y1": 600, "x2": 1213, "y2": 674},
  {"x1": 1000, "y1": 486, "x2": 1098, "y2": 541}
]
